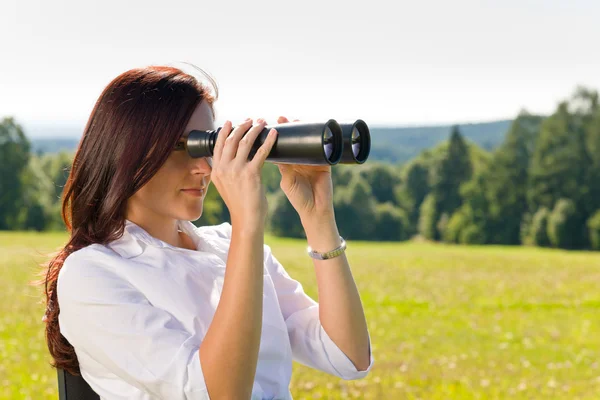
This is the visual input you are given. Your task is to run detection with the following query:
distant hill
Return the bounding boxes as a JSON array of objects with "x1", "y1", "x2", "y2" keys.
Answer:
[
  {"x1": 26, "y1": 120, "x2": 514, "y2": 163},
  {"x1": 30, "y1": 138, "x2": 79, "y2": 155},
  {"x1": 368, "y1": 120, "x2": 513, "y2": 164},
  {"x1": 24, "y1": 122, "x2": 83, "y2": 155}
]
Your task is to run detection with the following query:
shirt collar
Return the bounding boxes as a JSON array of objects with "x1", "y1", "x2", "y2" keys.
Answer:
[{"x1": 107, "y1": 219, "x2": 207, "y2": 259}]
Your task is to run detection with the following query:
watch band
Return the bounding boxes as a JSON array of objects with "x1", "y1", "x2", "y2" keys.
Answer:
[{"x1": 307, "y1": 236, "x2": 346, "y2": 260}]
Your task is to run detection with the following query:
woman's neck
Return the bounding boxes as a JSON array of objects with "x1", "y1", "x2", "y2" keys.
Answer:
[{"x1": 125, "y1": 212, "x2": 183, "y2": 249}]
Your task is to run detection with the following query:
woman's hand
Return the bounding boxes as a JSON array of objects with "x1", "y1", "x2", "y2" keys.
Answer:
[
  {"x1": 273, "y1": 116, "x2": 335, "y2": 222},
  {"x1": 210, "y1": 118, "x2": 278, "y2": 228}
]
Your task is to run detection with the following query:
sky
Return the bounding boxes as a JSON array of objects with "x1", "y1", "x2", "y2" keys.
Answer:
[{"x1": 1, "y1": 0, "x2": 599, "y2": 137}]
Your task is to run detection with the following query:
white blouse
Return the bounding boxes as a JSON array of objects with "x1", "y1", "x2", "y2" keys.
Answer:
[{"x1": 57, "y1": 219, "x2": 374, "y2": 399}]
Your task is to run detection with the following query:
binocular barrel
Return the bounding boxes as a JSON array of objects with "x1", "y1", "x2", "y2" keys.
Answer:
[
  {"x1": 339, "y1": 119, "x2": 371, "y2": 165},
  {"x1": 186, "y1": 119, "x2": 370, "y2": 165}
]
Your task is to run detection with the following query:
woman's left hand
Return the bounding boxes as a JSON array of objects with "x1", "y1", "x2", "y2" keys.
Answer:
[{"x1": 273, "y1": 116, "x2": 335, "y2": 222}]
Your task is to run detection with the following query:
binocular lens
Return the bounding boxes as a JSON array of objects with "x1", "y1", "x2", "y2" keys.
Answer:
[
  {"x1": 351, "y1": 127, "x2": 361, "y2": 159},
  {"x1": 323, "y1": 126, "x2": 334, "y2": 161},
  {"x1": 338, "y1": 119, "x2": 370, "y2": 164}
]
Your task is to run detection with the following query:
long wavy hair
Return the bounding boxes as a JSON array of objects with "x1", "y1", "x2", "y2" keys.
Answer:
[{"x1": 34, "y1": 64, "x2": 218, "y2": 375}]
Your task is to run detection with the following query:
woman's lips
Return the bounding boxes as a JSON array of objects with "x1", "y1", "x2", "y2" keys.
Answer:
[{"x1": 181, "y1": 189, "x2": 204, "y2": 197}]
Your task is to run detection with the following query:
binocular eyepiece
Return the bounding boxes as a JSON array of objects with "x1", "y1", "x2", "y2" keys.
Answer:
[{"x1": 185, "y1": 119, "x2": 370, "y2": 165}]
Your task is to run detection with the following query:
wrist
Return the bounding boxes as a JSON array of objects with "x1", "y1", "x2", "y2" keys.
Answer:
[
  {"x1": 230, "y1": 215, "x2": 266, "y2": 235},
  {"x1": 300, "y1": 211, "x2": 336, "y2": 230},
  {"x1": 303, "y1": 219, "x2": 341, "y2": 254}
]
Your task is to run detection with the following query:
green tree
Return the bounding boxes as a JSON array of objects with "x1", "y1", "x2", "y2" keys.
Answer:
[
  {"x1": 0, "y1": 117, "x2": 31, "y2": 229},
  {"x1": 430, "y1": 126, "x2": 473, "y2": 216},
  {"x1": 453, "y1": 174, "x2": 491, "y2": 242},
  {"x1": 268, "y1": 191, "x2": 305, "y2": 238},
  {"x1": 357, "y1": 163, "x2": 401, "y2": 205},
  {"x1": 526, "y1": 207, "x2": 551, "y2": 247},
  {"x1": 332, "y1": 164, "x2": 355, "y2": 188},
  {"x1": 396, "y1": 160, "x2": 429, "y2": 231},
  {"x1": 18, "y1": 155, "x2": 50, "y2": 231},
  {"x1": 334, "y1": 176, "x2": 377, "y2": 240},
  {"x1": 374, "y1": 202, "x2": 409, "y2": 241},
  {"x1": 443, "y1": 209, "x2": 469, "y2": 243},
  {"x1": 38, "y1": 151, "x2": 74, "y2": 230},
  {"x1": 528, "y1": 100, "x2": 591, "y2": 248},
  {"x1": 460, "y1": 223, "x2": 487, "y2": 245},
  {"x1": 399, "y1": 136, "x2": 489, "y2": 242},
  {"x1": 584, "y1": 93, "x2": 600, "y2": 215},
  {"x1": 547, "y1": 198, "x2": 580, "y2": 249},
  {"x1": 484, "y1": 112, "x2": 542, "y2": 244},
  {"x1": 587, "y1": 210, "x2": 600, "y2": 250},
  {"x1": 436, "y1": 212, "x2": 450, "y2": 240},
  {"x1": 418, "y1": 193, "x2": 438, "y2": 240},
  {"x1": 520, "y1": 212, "x2": 533, "y2": 245}
]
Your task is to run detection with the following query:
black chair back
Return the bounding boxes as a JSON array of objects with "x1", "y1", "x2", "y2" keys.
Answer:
[{"x1": 57, "y1": 368, "x2": 100, "y2": 400}]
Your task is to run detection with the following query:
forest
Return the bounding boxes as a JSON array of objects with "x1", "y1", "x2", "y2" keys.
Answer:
[{"x1": 2, "y1": 86, "x2": 599, "y2": 250}]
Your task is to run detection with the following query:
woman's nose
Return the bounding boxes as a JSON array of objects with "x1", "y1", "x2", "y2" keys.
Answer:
[{"x1": 191, "y1": 156, "x2": 212, "y2": 173}]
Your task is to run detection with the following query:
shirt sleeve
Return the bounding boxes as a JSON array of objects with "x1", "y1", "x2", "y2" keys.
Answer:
[
  {"x1": 57, "y1": 250, "x2": 210, "y2": 400},
  {"x1": 263, "y1": 243, "x2": 375, "y2": 380}
]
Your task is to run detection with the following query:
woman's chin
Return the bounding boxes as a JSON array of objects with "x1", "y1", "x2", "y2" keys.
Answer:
[{"x1": 174, "y1": 205, "x2": 203, "y2": 222}]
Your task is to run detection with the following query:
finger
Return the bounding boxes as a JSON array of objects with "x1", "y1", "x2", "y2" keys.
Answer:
[
  {"x1": 220, "y1": 118, "x2": 253, "y2": 163},
  {"x1": 293, "y1": 119, "x2": 300, "y2": 122},
  {"x1": 277, "y1": 116, "x2": 289, "y2": 124},
  {"x1": 235, "y1": 118, "x2": 267, "y2": 163},
  {"x1": 212, "y1": 120, "x2": 232, "y2": 165},
  {"x1": 249, "y1": 127, "x2": 278, "y2": 169}
]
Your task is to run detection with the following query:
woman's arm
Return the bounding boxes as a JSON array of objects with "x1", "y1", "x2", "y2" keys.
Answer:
[
  {"x1": 199, "y1": 116, "x2": 279, "y2": 398},
  {"x1": 302, "y1": 216, "x2": 371, "y2": 371},
  {"x1": 199, "y1": 224, "x2": 264, "y2": 399}
]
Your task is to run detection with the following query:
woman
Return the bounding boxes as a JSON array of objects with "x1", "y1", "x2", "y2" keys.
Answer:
[{"x1": 40, "y1": 65, "x2": 373, "y2": 399}]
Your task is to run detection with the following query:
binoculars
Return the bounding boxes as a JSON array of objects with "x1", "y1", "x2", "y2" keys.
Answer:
[{"x1": 184, "y1": 119, "x2": 371, "y2": 165}]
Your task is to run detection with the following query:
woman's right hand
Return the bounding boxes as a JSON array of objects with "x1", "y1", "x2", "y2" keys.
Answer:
[{"x1": 210, "y1": 118, "x2": 278, "y2": 228}]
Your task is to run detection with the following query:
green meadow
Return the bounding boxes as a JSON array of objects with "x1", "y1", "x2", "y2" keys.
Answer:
[{"x1": 1, "y1": 231, "x2": 599, "y2": 399}]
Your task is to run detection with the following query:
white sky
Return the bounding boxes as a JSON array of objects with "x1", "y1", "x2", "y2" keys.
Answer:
[{"x1": 1, "y1": 0, "x2": 599, "y2": 136}]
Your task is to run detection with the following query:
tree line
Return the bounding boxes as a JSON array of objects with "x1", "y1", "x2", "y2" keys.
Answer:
[
  {"x1": 408, "y1": 87, "x2": 600, "y2": 250},
  {"x1": 1, "y1": 86, "x2": 599, "y2": 250},
  {"x1": 0, "y1": 116, "x2": 404, "y2": 241}
]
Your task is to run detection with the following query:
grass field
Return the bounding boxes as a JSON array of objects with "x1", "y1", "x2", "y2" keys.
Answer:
[{"x1": 1, "y1": 231, "x2": 600, "y2": 399}]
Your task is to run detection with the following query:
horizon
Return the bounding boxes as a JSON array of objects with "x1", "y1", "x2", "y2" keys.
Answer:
[{"x1": 18, "y1": 117, "x2": 517, "y2": 139}]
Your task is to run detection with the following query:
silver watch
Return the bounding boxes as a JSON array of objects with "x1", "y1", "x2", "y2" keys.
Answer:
[{"x1": 307, "y1": 236, "x2": 346, "y2": 260}]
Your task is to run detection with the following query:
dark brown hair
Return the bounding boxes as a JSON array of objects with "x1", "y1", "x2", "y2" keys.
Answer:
[{"x1": 35, "y1": 64, "x2": 218, "y2": 375}]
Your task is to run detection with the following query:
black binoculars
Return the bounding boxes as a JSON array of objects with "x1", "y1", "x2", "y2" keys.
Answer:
[{"x1": 184, "y1": 119, "x2": 371, "y2": 165}]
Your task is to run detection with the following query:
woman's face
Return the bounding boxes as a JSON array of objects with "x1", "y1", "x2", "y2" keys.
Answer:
[{"x1": 125, "y1": 101, "x2": 215, "y2": 223}]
